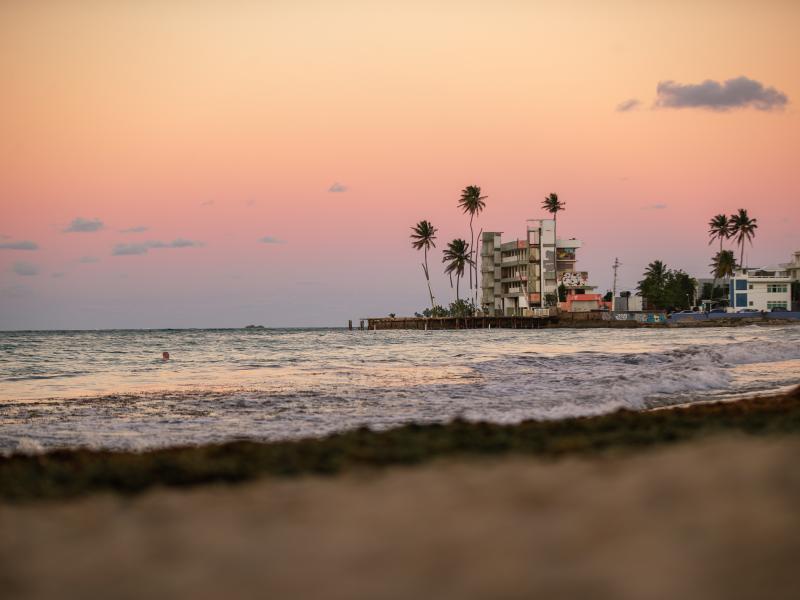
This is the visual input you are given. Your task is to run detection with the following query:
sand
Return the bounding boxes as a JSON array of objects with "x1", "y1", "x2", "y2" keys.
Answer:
[{"x1": 2, "y1": 434, "x2": 800, "y2": 600}]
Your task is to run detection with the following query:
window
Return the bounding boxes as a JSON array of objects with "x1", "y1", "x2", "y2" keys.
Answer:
[
  {"x1": 736, "y1": 293, "x2": 748, "y2": 307},
  {"x1": 767, "y1": 301, "x2": 788, "y2": 309},
  {"x1": 749, "y1": 284, "x2": 754, "y2": 290},
  {"x1": 749, "y1": 301, "x2": 754, "y2": 306},
  {"x1": 735, "y1": 279, "x2": 748, "y2": 290},
  {"x1": 766, "y1": 284, "x2": 788, "y2": 294}
]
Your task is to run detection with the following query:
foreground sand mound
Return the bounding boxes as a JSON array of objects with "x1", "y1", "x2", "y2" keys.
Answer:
[{"x1": 2, "y1": 435, "x2": 800, "y2": 600}]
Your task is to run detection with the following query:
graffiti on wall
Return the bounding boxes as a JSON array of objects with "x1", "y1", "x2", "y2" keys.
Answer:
[{"x1": 560, "y1": 271, "x2": 589, "y2": 287}]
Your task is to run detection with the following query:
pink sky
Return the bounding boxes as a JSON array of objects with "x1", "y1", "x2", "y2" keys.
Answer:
[{"x1": 1, "y1": 1, "x2": 799, "y2": 328}]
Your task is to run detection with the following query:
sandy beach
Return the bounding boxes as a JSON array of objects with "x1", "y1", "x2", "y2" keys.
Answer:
[
  {"x1": 3, "y1": 387, "x2": 800, "y2": 599},
  {"x1": 2, "y1": 434, "x2": 800, "y2": 600}
]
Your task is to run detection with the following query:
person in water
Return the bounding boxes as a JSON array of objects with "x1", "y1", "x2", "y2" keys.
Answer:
[{"x1": 162, "y1": 351, "x2": 170, "y2": 361}]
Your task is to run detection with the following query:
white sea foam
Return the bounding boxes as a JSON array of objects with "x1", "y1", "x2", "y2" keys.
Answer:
[{"x1": 1, "y1": 325, "x2": 798, "y2": 452}]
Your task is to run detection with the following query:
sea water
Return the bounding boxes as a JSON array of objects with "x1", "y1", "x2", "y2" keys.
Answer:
[{"x1": 1, "y1": 325, "x2": 799, "y2": 453}]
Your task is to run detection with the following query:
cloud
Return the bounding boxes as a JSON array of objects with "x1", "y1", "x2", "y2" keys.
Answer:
[
  {"x1": 120, "y1": 226, "x2": 148, "y2": 233},
  {"x1": 259, "y1": 236, "x2": 286, "y2": 244},
  {"x1": 79, "y1": 256, "x2": 99, "y2": 263},
  {"x1": 12, "y1": 261, "x2": 39, "y2": 276},
  {"x1": 328, "y1": 182, "x2": 348, "y2": 193},
  {"x1": 655, "y1": 76, "x2": 788, "y2": 111},
  {"x1": 0, "y1": 240, "x2": 39, "y2": 250},
  {"x1": 642, "y1": 203, "x2": 668, "y2": 210},
  {"x1": 616, "y1": 98, "x2": 641, "y2": 112},
  {"x1": 64, "y1": 217, "x2": 104, "y2": 232},
  {"x1": 112, "y1": 239, "x2": 203, "y2": 256}
]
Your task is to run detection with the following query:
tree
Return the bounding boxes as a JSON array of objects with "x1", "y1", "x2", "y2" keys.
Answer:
[
  {"x1": 708, "y1": 214, "x2": 731, "y2": 253},
  {"x1": 541, "y1": 193, "x2": 565, "y2": 306},
  {"x1": 558, "y1": 283, "x2": 567, "y2": 303},
  {"x1": 638, "y1": 260, "x2": 697, "y2": 310},
  {"x1": 710, "y1": 249, "x2": 737, "y2": 285},
  {"x1": 729, "y1": 208, "x2": 758, "y2": 268},
  {"x1": 457, "y1": 186, "x2": 487, "y2": 297},
  {"x1": 410, "y1": 220, "x2": 438, "y2": 310},
  {"x1": 637, "y1": 260, "x2": 669, "y2": 308},
  {"x1": 442, "y1": 238, "x2": 473, "y2": 302}
]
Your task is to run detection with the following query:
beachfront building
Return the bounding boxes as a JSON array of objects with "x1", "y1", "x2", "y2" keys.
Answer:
[
  {"x1": 480, "y1": 220, "x2": 603, "y2": 315},
  {"x1": 781, "y1": 250, "x2": 800, "y2": 282},
  {"x1": 729, "y1": 266, "x2": 792, "y2": 311}
]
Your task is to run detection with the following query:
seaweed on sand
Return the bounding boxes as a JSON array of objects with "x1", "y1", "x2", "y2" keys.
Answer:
[{"x1": 2, "y1": 387, "x2": 799, "y2": 502}]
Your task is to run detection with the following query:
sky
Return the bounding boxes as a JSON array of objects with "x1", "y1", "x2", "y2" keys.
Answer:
[{"x1": 1, "y1": 0, "x2": 799, "y2": 329}]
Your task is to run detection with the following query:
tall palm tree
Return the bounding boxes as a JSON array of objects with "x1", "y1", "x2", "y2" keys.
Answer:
[
  {"x1": 729, "y1": 208, "x2": 758, "y2": 268},
  {"x1": 457, "y1": 186, "x2": 487, "y2": 295},
  {"x1": 410, "y1": 220, "x2": 438, "y2": 310},
  {"x1": 541, "y1": 193, "x2": 565, "y2": 306},
  {"x1": 442, "y1": 238, "x2": 473, "y2": 302},
  {"x1": 709, "y1": 250, "x2": 737, "y2": 304},
  {"x1": 707, "y1": 214, "x2": 731, "y2": 253}
]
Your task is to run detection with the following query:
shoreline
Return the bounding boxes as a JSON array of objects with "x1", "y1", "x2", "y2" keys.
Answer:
[{"x1": 3, "y1": 385, "x2": 799, "y2": 503}]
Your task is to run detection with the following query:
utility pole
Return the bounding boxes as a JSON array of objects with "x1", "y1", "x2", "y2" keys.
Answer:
[{"x1": 611, "y1": 257, "x2": 620, "y2": 312}]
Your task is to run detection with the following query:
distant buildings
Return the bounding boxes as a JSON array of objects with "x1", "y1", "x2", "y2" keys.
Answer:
[
  {"x1": 729, "y1": 267, "x2": 791, "y2": 311},
  {"x1": 480, "y1": 219, "x2": 605, "y2": 315}
]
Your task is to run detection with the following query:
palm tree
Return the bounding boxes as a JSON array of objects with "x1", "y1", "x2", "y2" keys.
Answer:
[
  {"x1": 541, "y1": 193, "x2": 565, "y2": 306},
  {"x1": 442, "y1": 238, "x2": 473, "y2": 302},
  {"x1": 457, "y1": 186, "x2": 486, "y2": 295},
  {"x1": 709, "y1": 250, "x2": 737, "y2": 305},
  {"x1": 637, "y1": 260, "x2": 669, "y2": 309},
  {"x1": 729, "y1": 208, "x2": 758, "y2": 268},
  {"x1": 707, "y1": 214, "x2": 731, "y2": 253},
  {"x1": 410, "y1": 220, "x2": 438, "y2": 310}
]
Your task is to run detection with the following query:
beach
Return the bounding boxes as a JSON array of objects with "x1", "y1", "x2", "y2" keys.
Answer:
[{"x1": 2, "y1": 388, "x2": 800, "y2": 598}]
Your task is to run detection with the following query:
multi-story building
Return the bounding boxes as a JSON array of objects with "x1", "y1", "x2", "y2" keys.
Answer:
[
  {"x1": 780, "y1": 250, "x2": 800, "y2": 282},
  {"x1": 729, "y1": 267, "x2": 792, "y2": 311},
  {"x1": 480, "y1": 220, "x2": 600, "y2": 315}
]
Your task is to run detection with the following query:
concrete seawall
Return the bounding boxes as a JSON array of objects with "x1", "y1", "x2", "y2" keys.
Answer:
[{"x1": 362, "y1": 312, "x2": 800, "y2": 330}]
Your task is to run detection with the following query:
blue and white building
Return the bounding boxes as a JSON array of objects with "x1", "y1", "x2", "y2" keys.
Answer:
[{"x1": 729, "y1": 267, "x2": 792, "y2": 311}]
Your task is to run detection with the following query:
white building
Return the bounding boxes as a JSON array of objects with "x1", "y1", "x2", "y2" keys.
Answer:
[{"x1": 729, "y1": 267, "x2": 792, "y2": 311}]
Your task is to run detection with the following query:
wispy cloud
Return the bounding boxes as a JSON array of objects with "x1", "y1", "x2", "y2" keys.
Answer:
[
  {"x1": 642, "y1": 203, "x2": 668, "y2": 210},
  {"x1": 616, "y1": 98, "x2": 641, "y2": 112},
  {"x1": 120, "y1": 226, "x2": 148, "y2": 233},
  {"x1": 0, "y1": 240, "x2": 38, "y2": 250},
  {"x1": 12, "y1": 261, "x2": 39, "y2": 276},
  {"x1": 328, "y1": 182, "x2": 348, "y2": 193},
  {"x1": 64, "y1": 217, "x2": 104, "y2": 232},
  {"x1": 655, "y1": 76, "x2": 788, "y2": 111},
  {"x1": 259, "y1": 236, "x2": 286, "y2": 244},
  {"x1": 112, "y1": 239, "x2": 203, "y2": 256}
]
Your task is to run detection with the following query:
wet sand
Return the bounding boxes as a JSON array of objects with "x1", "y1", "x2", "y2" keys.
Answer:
[{"x1": 2, "y1": 434, "x2": 800, "y2": 600}]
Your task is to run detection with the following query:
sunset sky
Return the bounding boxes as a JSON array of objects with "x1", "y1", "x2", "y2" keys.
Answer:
[{"x1": 1, "y1": 0, "x2": 798, "y2": 328}]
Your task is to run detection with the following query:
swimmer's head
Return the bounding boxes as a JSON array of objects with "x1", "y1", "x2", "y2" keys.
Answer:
[{"x1": 162, "y1": 351, "x2": 170, "y2": 360}]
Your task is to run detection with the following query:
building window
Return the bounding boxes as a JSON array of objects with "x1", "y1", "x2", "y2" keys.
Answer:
[
  {"x1": 767, "y1": 301, "x2": 788, "y2": 309},
  {"x1": 735, "y1": 279, "x2": 748, "y2": 290},
  {"x1": 749, "y1": 301, "x2": 753, "y2": 306},
  {"x1": 736, "y1": 293, "x2": 748, "y2": 307},
  {"x1": 749, "y1": 284, "x2": 753, "y2": 290},
  {"x1": 766, "y1": 284, "x2": 788, "y2": 293}
]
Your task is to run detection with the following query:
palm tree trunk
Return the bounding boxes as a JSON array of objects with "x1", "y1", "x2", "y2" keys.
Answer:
[
  {"x1": 553, "y1": 213, "x2": 558, "y2": 308},
  {"x1": 468, "y1": 215, "x2": 474, "y2": 290},
  {"x1": 423, "y1": 246, "x2": 435, "y2": 310},
  {"x1": 456, "y1": 274, "x2": 460, "y2": 302}
]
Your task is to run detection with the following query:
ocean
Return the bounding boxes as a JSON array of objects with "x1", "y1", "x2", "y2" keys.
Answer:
[{"x1": 2, "y1": 325, "x2": 799, "y2": 454}]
